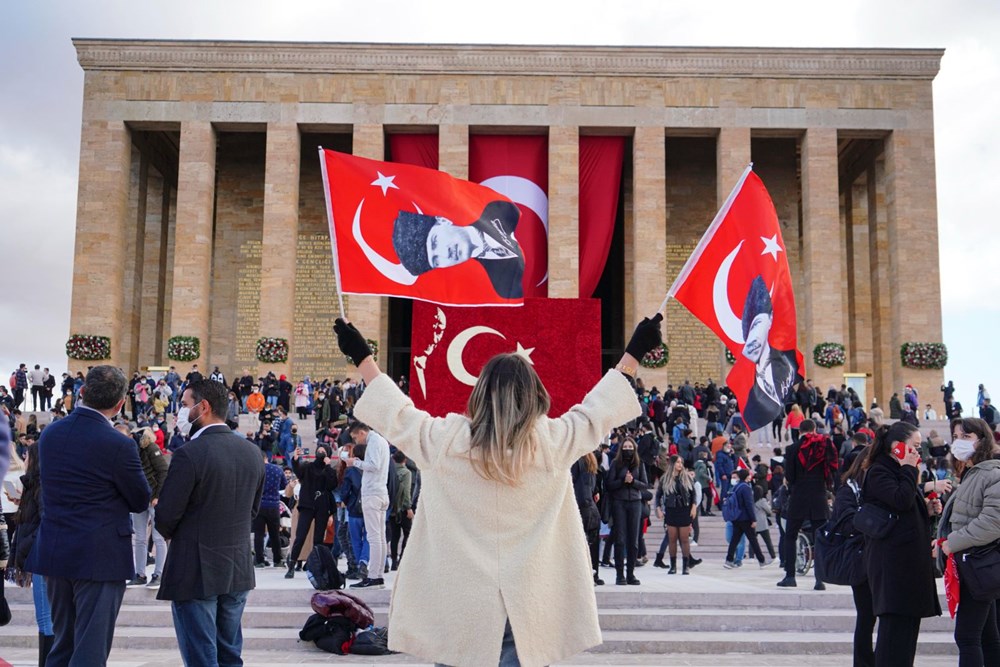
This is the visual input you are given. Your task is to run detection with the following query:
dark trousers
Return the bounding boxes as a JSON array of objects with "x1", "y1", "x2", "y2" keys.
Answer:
[
  {"x1": 31, "y1": 386, "x2": 43, "y2": 411},
  {"x1": 171, "y1": 590, "x2": 249, "y2": 667},
  {"x1": 252, "y1": 506, "x2": 282, "y2": 565},
  {"x1": 612, "y1": 500, "x2": 641, "y2": 576},
  {"x1": 13, "y1": 387, "x2": 24, "y2": 409},
  {"x1": 851, "y1": 582, "x2": 876, "y2": 667},
  {"x1": 727, "y1": 520, "x2": 765, "y2": 563},
  {"x1": 389, "y1": 514, "x2": 412, "y2": 563},
  {"x1": 955, "y1": 579, "x2": 1000, "y2": 667},
  {"x1": 874, "y1": 614, "x2": 921, "y2": 667},
  {"x1": 758, "y1": 529, "x2": 776, "y2": 559},
  {"x1": 586, "y1": 529, "x2": 600, "y2": 573},
  {"x1": 288, "y1": 505, "x2": 330, "y2": 565},
  {"x1": 783, "y1": 517, "x2": 819, "y2": 580},
  {"x1": 776, "y1": 514, "x2": 786, "y2": 566},
  {"x1": 601, "y1": 533, "x2": 613, "y2": 564},
  {"x1": 46, "y1": 576, "x2": 126, "y2": 667}
]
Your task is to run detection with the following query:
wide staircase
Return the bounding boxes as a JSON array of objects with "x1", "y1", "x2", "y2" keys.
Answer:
[{"x1": 1, "y1": 512, "x2": 957, "y2": 666}]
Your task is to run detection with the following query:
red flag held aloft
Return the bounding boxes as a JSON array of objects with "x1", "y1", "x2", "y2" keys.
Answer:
[
  {"x1": 320, "y1": 149, "x2": 527, "y2": 307},
  {"x1": 669, "y1": 166, "x2": 804, "y2": 432}
]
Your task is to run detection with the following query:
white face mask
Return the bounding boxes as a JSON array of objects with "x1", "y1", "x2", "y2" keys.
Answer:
[
  {"x1": 175, "y1": 407, "x2": 193, "y2": 436},
  {"x1": 952, "y1": 438, "x2": 977, "y2": 462}
]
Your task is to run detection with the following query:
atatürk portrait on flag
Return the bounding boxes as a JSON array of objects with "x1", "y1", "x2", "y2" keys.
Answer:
[{"x1": 739, "y1": 275, "x2": 798, "y2": 429}]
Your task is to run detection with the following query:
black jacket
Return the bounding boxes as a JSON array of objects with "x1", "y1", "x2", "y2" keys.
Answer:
[
  {"x1": 154, "y1": 424, "x2": 265, "y2": 602},
  {"x1": 605, "y1": 459, "x2": 649, "y2": 503},
  {"x1": 292, "y1": 455, "x2": 338, "y2": 510},
  {"x1": 570, "y1": 460, "x2": 601, "y2": 533},
  {"x1": 784, "y1": 436, "x2": 834, "y2": 522},
  {"x1": 861, "y1": 454, "x2": 941, "y2": 618}
]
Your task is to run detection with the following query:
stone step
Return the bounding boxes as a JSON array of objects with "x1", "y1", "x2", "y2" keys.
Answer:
[
  {"x1": 0, "y1": 625, "x2": 959, "y2": 656},
  {"x1": 0, "y1": 647, "x2": 963, "y2": 667},
  {"x1": 3, "y1": 603, "x2": 960, "y2": 633}
]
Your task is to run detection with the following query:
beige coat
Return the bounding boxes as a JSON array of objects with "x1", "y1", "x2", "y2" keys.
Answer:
[{"x1": 355, "y1": 370, "x2": 641, "y2": 667}]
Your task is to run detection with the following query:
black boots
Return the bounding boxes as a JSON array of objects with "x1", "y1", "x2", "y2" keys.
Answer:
[
  {"x1": 667, "y1": 557, "x2": 677, "y2": 574},
  {"x1": 593, "y1": 572, "x2": 605, "y2": 586},
  {"x1": 284, "y1": 556, "x2": 295, "y2": 579},
  {"x1": 653, "y1": 555, "x2": 668, "y2": 569},
  {"x1": 682, "y1": 557, "x2": 690, "y2": 575}
]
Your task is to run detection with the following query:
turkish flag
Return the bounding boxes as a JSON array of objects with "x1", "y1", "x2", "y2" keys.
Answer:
[
  {"x1": 469, "y1": 136, "x2": 548, "y2": 298},
  {"x1": 320, "y1": 148, "x2": 527, "y2": 306},
  {"x1": 669, "y1": 167, "x2": 804, "y2": 432},
  {"x1": 409, "y1": 298, "x2": 601, "y2": 417}
]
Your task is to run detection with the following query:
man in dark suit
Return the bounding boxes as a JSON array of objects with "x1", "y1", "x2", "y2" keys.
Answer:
[
  {"x1": 155, "y1": 379, "x2": 265, "y2": 666},
  {"x1": 777, "y1": 418, "x2": 836, "y2": 590},
  {"x1": 26, "y1": 365, "x2": 151, "y2": 666}
]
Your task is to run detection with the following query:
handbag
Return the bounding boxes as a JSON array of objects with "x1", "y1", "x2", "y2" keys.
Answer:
[
  {"x1": 853, "y1": 503, "x2": 898, "y2": 540},
  {"x1": 956, "y1": 540, "x2": 1000, "y2": 602},
  {"x1": 815, "y1": 512, "x2": 865, "y2": 586}
]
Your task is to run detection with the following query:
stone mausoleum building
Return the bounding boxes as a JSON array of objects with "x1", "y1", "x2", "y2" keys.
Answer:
[{"x1": 68, "y1": 39, "x2": 945, "y2": 406}]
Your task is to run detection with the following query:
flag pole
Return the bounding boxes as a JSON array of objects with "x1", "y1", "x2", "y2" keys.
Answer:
[{"x1": 318, "y1": 146, "x2": 348, "y2": 321}]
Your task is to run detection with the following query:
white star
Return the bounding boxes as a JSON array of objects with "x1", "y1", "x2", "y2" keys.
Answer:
[
  {"x1": 514, "y1": 342, "x2": 535, "y2": 365},
  {"x1": 760, "y1": 234, "x2": 783, "y2": 261},
  {"x1": 371, "y1": 171, "x2": 399, "y2": 196}
]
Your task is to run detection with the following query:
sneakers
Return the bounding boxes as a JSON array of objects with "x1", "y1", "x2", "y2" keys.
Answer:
[
  {"x1": 146, "y1": 574, "x2": 161, "y2": 589},
  {"x1": 776, "y1": 576, "x2": 797, "y2": 587},
  {"x1": 760, "y1": 558, "x2": 774, "y2": 568},
  {"x1": 254, "y1": 561, "x2": 269, "y2": 569},
  {"x1": 126, "y1": 575, "x2": 148, "y2": 586},
  {"x1": 690, "y1": 540, "x2": 699, "y2": 547},
  {"x1": 723, "y1": 560, "x2": 737, "y2": 569},
  {"x1": 345, "y1": 569, "x2": 361, "y2": 581},
  {"x1": 599, "y1": 561, "x2": 613, "y2": 569},
  {"x1": 350, "y1": 577, "x2": 385, "y2": 589},
  {"x1": 593, "y1": 573, "x2": 605, "y2": 586}
]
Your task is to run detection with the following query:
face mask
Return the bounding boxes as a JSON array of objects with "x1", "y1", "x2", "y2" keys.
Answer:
[
  {"x1": 952, "y1": 438, "x2": 977, "y2": 462},
  {"x1": 175, "y1": 407, "x2": 193, "y2": 436},
  {"x1": 622, "y1": 450, "x2": 635, "y2": 460}
]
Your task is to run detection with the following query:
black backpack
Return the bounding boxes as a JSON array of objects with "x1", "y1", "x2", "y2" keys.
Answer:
[
  {"x1": 299, "y1": 613, "x2": 355, "y2": 654},
  {"x1": 350, "y1": 626, "x2": 395, "y2": 655},
  {"x1": 305, "y1": 545, "x2": 345, "y2": 590}
]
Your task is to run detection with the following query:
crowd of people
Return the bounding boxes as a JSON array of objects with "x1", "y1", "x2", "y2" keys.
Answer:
[{"x1": 3, "y1": 344, "x2": 1000, "y2": 666}]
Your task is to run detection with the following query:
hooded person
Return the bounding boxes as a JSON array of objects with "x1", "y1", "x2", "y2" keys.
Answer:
[
  {"x1": 739, "y1": 276, "x2": 798, "y2": 430},
  {"x1": 391, "y1": 200, "x2": 525, "y2": 299}
]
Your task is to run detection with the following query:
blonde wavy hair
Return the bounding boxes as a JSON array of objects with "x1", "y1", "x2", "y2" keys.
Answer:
[{"x1": 467, "y1": 353, "x2": 551, "y2": 485}]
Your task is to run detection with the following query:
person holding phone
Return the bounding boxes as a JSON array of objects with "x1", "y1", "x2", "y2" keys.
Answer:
[{"x1": 862, "y1": 421, "x2": 942, "y2": 666}]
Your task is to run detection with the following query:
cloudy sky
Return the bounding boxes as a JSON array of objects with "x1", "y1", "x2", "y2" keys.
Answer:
[{"x1": 1, "y1": 0, "x2": 996, "y2": 410}]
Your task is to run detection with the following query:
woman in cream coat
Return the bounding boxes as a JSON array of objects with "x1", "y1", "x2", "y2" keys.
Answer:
[{"x1": 334, "y1": 315, "x2": 662, "y2": 667}]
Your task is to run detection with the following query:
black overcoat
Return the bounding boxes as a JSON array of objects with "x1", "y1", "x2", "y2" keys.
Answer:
[{"x1": 784, "y1": 437, "x2": 833, "y2": 522}]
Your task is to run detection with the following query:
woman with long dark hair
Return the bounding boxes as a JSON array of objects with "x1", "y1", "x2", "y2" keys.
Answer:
[
  {"x1": 653, "y1": 454, "x2": 696, "y2": 574},
  {"x1": 606, "y1": 437, "x2": 650, "y2": 585},
  {"x1": 862, "y1": 421, "x2": 941, "y2": 666},
  {"x1": 940, "y1": 417, "x2": 1000, "y2": 666},
  {"x1": 333, "y1": 314, "x2": 661, "y2": 665},
  {"x1": 571, "y1": 451, "x2": 604, "y2": 585}
]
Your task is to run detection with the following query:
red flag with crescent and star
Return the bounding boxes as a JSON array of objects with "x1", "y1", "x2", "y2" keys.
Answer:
[
  {"x1": 668, "y1": 165, "x2": 804, "y2": 432},
  {"x1": 320, "y1": 148, "x2": 527, "y2": 307},
  {"x1": 409, "y1": 298, "x2": 601, "y2": 417}
]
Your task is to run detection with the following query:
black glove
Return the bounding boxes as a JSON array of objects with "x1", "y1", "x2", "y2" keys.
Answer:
[
  {"x1": 625, "y1": 313, "x2": 664, "y2": 360},
  {"x1": 334, "y1": 318, "x2": 372, "y2": 366}
]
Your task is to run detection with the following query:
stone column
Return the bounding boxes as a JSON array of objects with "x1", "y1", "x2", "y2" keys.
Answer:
[
  {"x1": 259, "y1": 123, "x2": 300, "y2": 378},
  {"x1": 439, "y1": 124, "x2": 468, "y2": 180},
  {"x1": 844, "y1": 178, "x2": 874, "y2": 375},
  {"x1": 168, "y1": 121, "x2": 217, "y2": 375},
  {"x1": 800, "y1": 128, "x2": 844, "y2": 391},
  {"x1": 67, "y1": 120, "x2": 133, "y2": 372},
  {"x1": 867, "y1": 159, "x2": 894, "y2": 406},
  {"x1": 547, "y1": 126, "x2": 579, "y2": 298},
  {"x1": 349, "y1": 124, "x2": 387, "y2": 371},
  {"x1": 715, "y1": 128, "x2": 752, "y2": 379},
  {"x1": 630, "y1": 126, "x2": 667, "y2": 386},
  {"x1": 137, "y1": 167, "x2": 166, "y2": 370},
  {"x1": 883, "y1": 129, "x2": 944, "y2": 409},
  {"x1": 121, "y1": 149, "x2": 147, "y2": 373}
]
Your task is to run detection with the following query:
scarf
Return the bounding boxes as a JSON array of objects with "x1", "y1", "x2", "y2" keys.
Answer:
[{"x1": 798, "y1": 432, "x2": 838, "y2": 481}]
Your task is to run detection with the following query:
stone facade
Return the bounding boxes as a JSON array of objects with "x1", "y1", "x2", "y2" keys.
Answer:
[{"x1": 67, "y1": 40, "x2": 946, "y2": 409}]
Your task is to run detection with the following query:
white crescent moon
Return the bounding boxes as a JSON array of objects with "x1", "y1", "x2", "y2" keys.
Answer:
[
  {"x1": 713, "y1": 241, "x2": 746, "y2": 345},
  {"x1": 447, "y1": 326, "x2": 507, "y2": 387},
  {"x1": 480, "y1": 175, "x2": 549, "y2": 286},
  {"x1": 352, "y1": 198, "x2": 418, "y2": 286}
]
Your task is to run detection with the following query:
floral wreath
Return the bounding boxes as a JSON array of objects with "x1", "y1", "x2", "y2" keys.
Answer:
[
  {"x1": 256, "y1": 337, "x2": 290, "y2": 364},
  {"x1": 167, "y1": 336, "x2": 201, "y2": 362},
  {"x1": 813, "y1": 342, "x2": 846, "y2": 369},
  {"x1": 725, "y1": 348, "x2": 736, "y2": 364},
  {"x1": 640, "y1": 343, "x2": 669, "y2": 369},
  {"x1": 347, "y1": 338, "x2": 379, "y2": 366},
  {"x1": 901, "y1": 342, "x2": 948, "y2": 370},
  {"x1": 66, "y1": 334, "x2": 111, "y2": 361}
]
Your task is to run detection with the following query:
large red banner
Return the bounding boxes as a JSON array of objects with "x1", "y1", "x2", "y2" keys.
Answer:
[
  {"x1": 669, "y1": 167, "x2": 804, "y2": 431},
  {"x1": 409, "y1": 298, "x2": 601, "y2": 417},
  {"x1": 320, "y1": 149, "x2": 527, "y2": 306},
  {"x1": 469, "y1": 136, "x2": 548, "y2": 298}
]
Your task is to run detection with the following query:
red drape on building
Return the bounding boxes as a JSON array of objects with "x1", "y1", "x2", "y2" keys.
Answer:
[
  {"x1": 578, "y1": 136, "x2": 625, "y2": 298},
  {"x1": 388, "y1": 133, "x2": 439, "y2": 169},
  {"x1": 469, "y1": 135, "x2": 549, "y2": 298}
]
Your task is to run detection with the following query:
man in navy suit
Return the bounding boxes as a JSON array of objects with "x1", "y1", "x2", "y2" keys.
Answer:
[{"x1": 26, "y1": 365, "x2": 151, "y2": 666}]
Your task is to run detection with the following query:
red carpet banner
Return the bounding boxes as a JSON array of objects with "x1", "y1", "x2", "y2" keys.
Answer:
[
  {"x1": 469, "y1": 135, "x2": 548, "y2": 298},
  {"x1": 320, "y1": 149, "x2": 526, "y2": 306},
  {"x1": 409, "y1": 298, "x2": 601, "y2": 417},
  {"x1": 579, "y1": 136, "x2": 625, "y2": 298},
  {"x1": 388, "y1": 134, "x2": 438, "y2": 170},
  {"x1": 669, "y1": 167, "x2": 804, "y2": 431}
]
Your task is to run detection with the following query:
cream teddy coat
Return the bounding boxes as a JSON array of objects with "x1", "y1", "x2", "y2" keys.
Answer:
[{"x1": 354, "y1": 370, "x2": 641, "y2": 667}]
